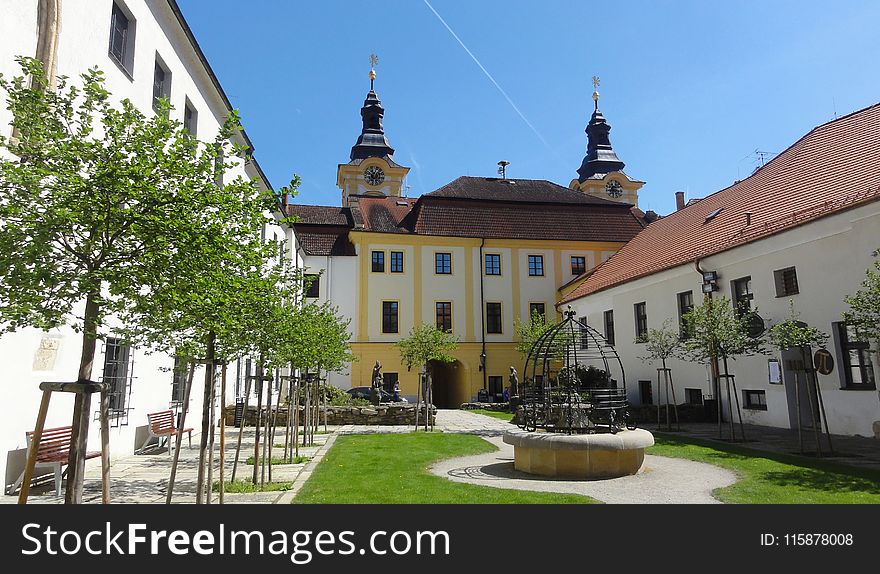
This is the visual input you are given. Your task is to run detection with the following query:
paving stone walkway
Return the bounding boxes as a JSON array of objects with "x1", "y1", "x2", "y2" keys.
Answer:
[
  {"x1": 11, "y1": 409, "x2": 874, "y2": 504},
  {"x1": 4, "y1": 428, "x2": 329, "y2": 504},
  {"x1": 429, "y1": 434, "x2": 736, "y2": 504}
]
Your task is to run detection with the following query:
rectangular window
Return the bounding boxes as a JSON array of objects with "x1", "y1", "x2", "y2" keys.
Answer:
[
  {"x1": 304, "y1": 274, "x2": 320, "y2": 298},
  {"x1": 571, "y1": 256, "x2": 587, "y2": 276},
  {"x1": 743, "y1": 389, "x2": 767, "y2": 410},
  {"x1": 732, "y1": 276, "x2": 753, "y2": 314},
  {"x1": 685, "y1": 388, "x2": 703, "y2": 405},
  {"x1": 677, "y1": 290, "x2": 694, "y2": 339},
  {"x1": 102, "y1": 338, "x2": 131, "y2": 414},
  {"x1": 639, "y1": 381, "x2": 653, "y2": 405},
  {"x1": 774, "y1": 267, "x2": 800, "y2": 297},
  {"x1": 183, "y1": 100, "x2": 197, "y2": 137},
  {"x1": 836, "y1": 323, "x2": 876, "y2": 389},
  {"x1": 634, "y1": 302, "x2": 648, "y2": 340},
  {"x1": 527, "y1": 255, "x2": 544, "y2": 276},
  {"x1": 529, "y1": 303, "x2": 546, "y2": 321},
  {"x1": 371, "y1": 251, "x2": 385, "y2": 272},
  {"x1": 390, "y1": 251, "x2": 404, "y2": 273},
  {"x1": 486, "y1": 302, "x2": 502, "y2": 334},
  {"x1": 171, "y1": 355, "x2": 187, "y2": 404},
  {"x1": 484, "y1": 254, "x2": 501, "y2": 276},
  {"x1": 436, "y1": 302, "x2": 452, "y2": 332},
  {"x1": 435, "y1": 252, "x2": 452, "y2": 274},
  {"x1": 152, "y1": 58, "x2": 170, "y2": 113},
  {"x1": 604, "y1": 310, "x2": 615, "y2": 346},
  {"x1": 488, "y1": 376, "x2": 504, "y2": 400},
  {"x1": 108, "y1": 3, "x2": 133, "y2": 75},
  {"x1": 382, "y1": 301, "x2": 398, "y2": 334},
  {"x1": 579, "y1": 323, "x2": 590, "y2": 350}
]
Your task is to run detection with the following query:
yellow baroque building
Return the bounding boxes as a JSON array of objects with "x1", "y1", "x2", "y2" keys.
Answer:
[{"x1": 289, "y1": 71, "x2": 651, "y2": 407}]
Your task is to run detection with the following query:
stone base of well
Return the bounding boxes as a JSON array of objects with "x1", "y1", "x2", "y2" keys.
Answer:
[{"x1": 502, "y1": 428, "x2": 654, "y2": 479}]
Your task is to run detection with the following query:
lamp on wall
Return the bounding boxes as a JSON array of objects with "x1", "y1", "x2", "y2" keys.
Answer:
[{"x1": 479, "y1": 352, "x2": 486, "y2": 371}]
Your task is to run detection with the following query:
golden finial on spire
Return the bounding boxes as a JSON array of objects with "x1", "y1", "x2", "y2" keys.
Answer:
[
  {"x1": 369, "y1": 54, "x2": 378, "y2": 87},
  {"x1": 591, "y1": 75, "x2": 600, "y2": 108}
]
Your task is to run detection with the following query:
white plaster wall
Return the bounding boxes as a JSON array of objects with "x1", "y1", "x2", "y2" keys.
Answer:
[
  {"x1": 0, "y1": 0, "x2": 275, "y2": 484},
  {"x1": 570, "y1": 201, "x2": 880, "y2": 437},
  {"x1": 300, "y1": 253, "x2": 357, "y2": 389}
]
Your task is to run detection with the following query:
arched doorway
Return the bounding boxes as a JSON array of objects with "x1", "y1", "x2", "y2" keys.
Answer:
[{"x1": 427, "y1": 360, "x2": 466, "y2": 408}]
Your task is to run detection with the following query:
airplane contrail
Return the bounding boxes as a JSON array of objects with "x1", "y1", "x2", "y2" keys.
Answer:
[{"x1": 422, "y1": 0, "x2": 550, "y2": 149}]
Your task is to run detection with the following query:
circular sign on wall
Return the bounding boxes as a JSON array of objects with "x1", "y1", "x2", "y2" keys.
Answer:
[{"x1": 814, "y1": 349, "x2": 834, "y2": 375}]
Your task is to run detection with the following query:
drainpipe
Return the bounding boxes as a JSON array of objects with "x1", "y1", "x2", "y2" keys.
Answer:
[
  {"x1": 479, "y1": 238, "x2": 487, "y2": 393},
  {"x1": 694, "y1": 258, "x2": 723, "y2": 437}
]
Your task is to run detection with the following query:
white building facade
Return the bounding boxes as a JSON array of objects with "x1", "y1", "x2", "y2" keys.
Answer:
[
  {"x1": 562, "y1": 103, "x2": 880, "y2": 438},
  {"x1": 0, "y1": 0, "x2": 287, "y2": 491}
]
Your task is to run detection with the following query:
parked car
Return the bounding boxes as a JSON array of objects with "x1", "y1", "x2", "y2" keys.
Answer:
[{"x1": 346, "y1": 386, "x2": 408, "y2": 403}]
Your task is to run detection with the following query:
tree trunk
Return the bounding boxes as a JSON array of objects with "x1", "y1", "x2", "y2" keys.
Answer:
[
  {"x1": 166, "y1": 361, "x2": 196, "y2": 503},
  {"x1": 230, "y1": 364, "x2": 252, "y2": 483},
  {"x1": 252, "y1": 357, "x2": 264, "y2": 485},
  {"x1": 195, "y1": 331, "x2": 216, "y2": 504},
  {"x1": 65, "y1": 291, "x2": 100, "y2": 504},
  {"x1": 219, "y1": 364, "x2": 226, "y2": 504}
]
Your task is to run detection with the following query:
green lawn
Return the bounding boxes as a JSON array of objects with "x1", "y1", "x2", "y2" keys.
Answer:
[
  {"x1": 293, "y1": 433, "x2": 596, "y2": 504},
  {"x1": 213, "y1": 479, "x2": 293, "y2": 493},
  {"x1": 468, "y1": 409, "x2": 514, "y2": 422},
  {"x1": 649, "y1": 435, "x2": 880, "y2": 504}
]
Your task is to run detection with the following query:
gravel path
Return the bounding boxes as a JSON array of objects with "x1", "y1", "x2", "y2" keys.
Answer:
[{"x1": 429, "y1": 435, "x2": 737, "y2": 504}]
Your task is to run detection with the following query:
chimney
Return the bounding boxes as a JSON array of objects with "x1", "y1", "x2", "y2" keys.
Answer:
[
  {"x1": 745, "y1": 212, "x2": 752, "y2": 226},
  {"x1": 675, "y1": 191, "x2": 685, "y2": 211}
]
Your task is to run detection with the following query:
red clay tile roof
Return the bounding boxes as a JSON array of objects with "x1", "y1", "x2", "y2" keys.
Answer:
[
  {"x1": 426, "y1": 176, "x2": 627, "y2": 205},
  {"x1": 288, "y1": 204, "x2": 352, "y2": 226},
  {"x1": 287, "y1": 177, "x2": 644, "y2": 245},
  {"x1": 560, "y1": 102, "x2": 880, "y2": 304},
  {"x1": 295, "y1": 226, "x2": 356, "y2": 256},
  {"x1": 408, "y1": 200, "x2": 644, "y2": 241},
  {"x1": 350, "y1": 195, "x2": 418, "y2": 232}
]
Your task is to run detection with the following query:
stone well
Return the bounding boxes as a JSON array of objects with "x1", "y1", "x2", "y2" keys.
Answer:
[{"x1": 502, "y1": 428, "x2": 654, "y2": 479}]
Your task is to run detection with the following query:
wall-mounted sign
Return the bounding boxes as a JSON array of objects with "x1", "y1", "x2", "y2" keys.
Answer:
[
  {"x1": 814, "y1": 349, "x2": 834, "y2": 375},
  {"x1": 768, "y1": 359, "x2": 782, "y2": 384}
]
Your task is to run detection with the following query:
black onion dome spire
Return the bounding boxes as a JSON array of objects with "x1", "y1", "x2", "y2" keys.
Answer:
[
  {"x1": 576, "y1": 83, "x2": 625, "y2": 182},
  {"x1": 350, "y1": 82, "x2": 395, "y2": 161}
]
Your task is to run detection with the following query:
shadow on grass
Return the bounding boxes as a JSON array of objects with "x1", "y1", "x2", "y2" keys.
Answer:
[{"x1": 757, "y1": 469, "x2": 880, "y2": 495}]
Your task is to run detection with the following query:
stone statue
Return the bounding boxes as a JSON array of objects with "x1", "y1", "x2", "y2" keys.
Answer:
[
  {"x1": 370, "y1": 360, "x2": 383, "y2": 405},
  {"x1": 509, "y1": 366, "x2": 519, "y2": 397}
]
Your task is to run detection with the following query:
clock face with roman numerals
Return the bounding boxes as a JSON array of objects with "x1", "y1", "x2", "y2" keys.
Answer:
[
  {"x1": 605, "y1": 179, "x2": 623, "y2": 198},
  {"x1": 364, "y1": 166, "x2": 385, "y2": 186}
]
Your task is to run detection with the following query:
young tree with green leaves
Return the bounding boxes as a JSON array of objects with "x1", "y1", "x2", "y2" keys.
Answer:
[
  {"x1": 768, "y1": 300, "x2": 832, "y2": 453},
  {"x1": 682, "y1": 295, "x2": 766, "y2": 440},
  {"x1": 513, "y1": 309, "x2": 555, "y2": 361},
  {"x1": 396, "y1": 323, "x2": 458, "y2": 429},
  {"x1": 843, "y1": 249, "x2": 880, "y2": 353},
  {"x1": 637, "y1": 318, "x2": 682, "y2": 429},
  {"x1": 0, "y1": 57, "x2": 287, "y2": 502}
]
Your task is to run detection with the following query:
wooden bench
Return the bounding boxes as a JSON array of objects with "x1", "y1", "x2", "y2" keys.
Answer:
[
  {"x1": 7, "y1": 426, "x2": 100, "y2": 496},
  {"x1": 139, "y1": 410, "x2": 193, "y2": 454}
]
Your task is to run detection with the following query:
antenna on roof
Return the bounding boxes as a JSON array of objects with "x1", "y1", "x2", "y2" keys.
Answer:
[{"x1": 497, "y1": 160, "x2": 510, "y2": 179}]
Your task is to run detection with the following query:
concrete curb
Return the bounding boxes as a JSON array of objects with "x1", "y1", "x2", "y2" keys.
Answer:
[{"x1": 274, "y1": 428, "x2": 345, "y2": 504}]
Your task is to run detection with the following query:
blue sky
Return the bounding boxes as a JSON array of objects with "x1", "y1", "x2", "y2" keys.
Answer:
[{"x1": 178, "y1": 0, "x2": 880, "y2": 214}]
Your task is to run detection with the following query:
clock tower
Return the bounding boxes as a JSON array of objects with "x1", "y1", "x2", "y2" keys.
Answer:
[
  {"x1": 569, "y1": 77, "x2": 644, "y2": 207},
  {"x1": 338, "y1": 55, "x2": 410, "y2": 206}
]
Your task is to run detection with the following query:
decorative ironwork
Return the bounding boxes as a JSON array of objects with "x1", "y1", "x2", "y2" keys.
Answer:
[{"x1": 515, "y1": 306, "x2": 636, "y2": 434}]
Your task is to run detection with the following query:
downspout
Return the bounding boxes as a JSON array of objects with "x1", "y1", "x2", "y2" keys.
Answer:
[
  {"x1": 694, "y1": 258, "x2": 723, "y2": 433},
  {"x1": 479, "y1": 238, "x2": 487, "y2": 393}
]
